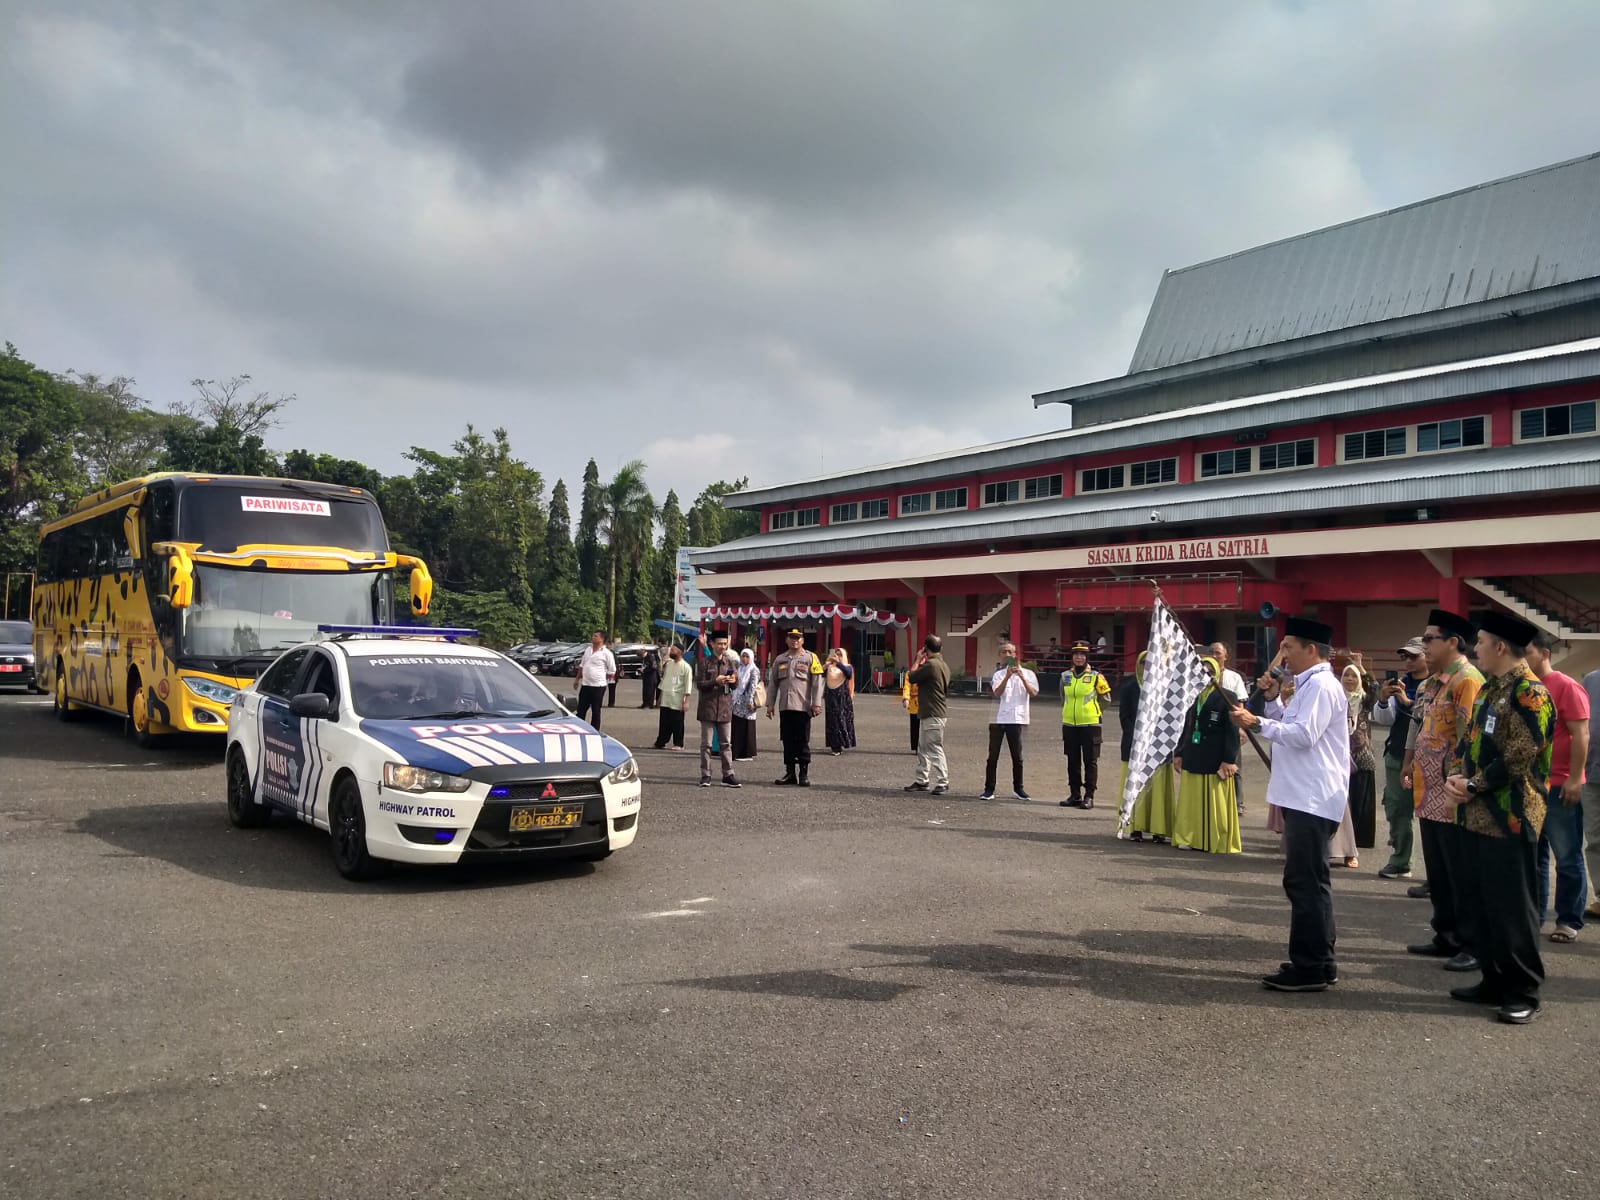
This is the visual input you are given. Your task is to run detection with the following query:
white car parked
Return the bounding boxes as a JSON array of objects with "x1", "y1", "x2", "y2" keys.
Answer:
[{"x1": 225, "y1": 626, "x2": 642, "y2": 879}]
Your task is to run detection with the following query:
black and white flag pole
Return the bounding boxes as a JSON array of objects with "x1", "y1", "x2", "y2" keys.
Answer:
[{"x1": 1118, "y1": 594, "x2": 1210, "y2": 836}]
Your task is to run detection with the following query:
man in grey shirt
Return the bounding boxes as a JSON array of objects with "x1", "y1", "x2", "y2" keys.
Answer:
[{"x1": 1584, "y1": 667, "x2": 1600, "y2": 918}]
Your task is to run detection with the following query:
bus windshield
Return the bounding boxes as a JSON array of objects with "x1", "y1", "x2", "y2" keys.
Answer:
[
  {"x1": 179, "y1": 485, "x2": 387, "y2": 554},
  {"x1": 184, "y1": 567, "x2": 391, "y2": 660}
]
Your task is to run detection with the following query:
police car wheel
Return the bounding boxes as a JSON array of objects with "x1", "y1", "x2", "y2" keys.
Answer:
[
  {"x1": 330, "y1": 778, "x2": 385, "y2": 881},
  {"x1": 226, "y1": 748, "x2": 265, "y2": 828}
]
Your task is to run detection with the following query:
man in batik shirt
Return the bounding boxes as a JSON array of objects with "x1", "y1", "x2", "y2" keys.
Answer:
[
  {"x1": 1402, "y1": 609, "x2": 1484, "y2": 970},
  {"x1": 1445, "y1": 611, "x2": 1555, "y2": 1025}
]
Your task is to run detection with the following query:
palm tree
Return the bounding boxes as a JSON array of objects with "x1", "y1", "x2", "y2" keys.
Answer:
[{"x1": 597, "y1": 460, "x2": 655, "y2": 638}]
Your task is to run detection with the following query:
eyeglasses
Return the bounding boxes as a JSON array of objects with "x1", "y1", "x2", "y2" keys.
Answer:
[{"x1": 1419, "y1": 634, "x2": 1446, "y2": 643}]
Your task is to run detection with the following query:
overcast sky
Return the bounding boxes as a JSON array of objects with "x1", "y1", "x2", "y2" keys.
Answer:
[{"x1": 4, "y1": 0, "x2": 1597, "y2": 511}]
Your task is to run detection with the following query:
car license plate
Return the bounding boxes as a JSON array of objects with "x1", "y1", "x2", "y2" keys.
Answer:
[
  {"x1": 508, "y1": 803, "x2": 581, "y2": 832},
  {"x1": 0, "y1": 665, "x2": 20, "y2": 673}
]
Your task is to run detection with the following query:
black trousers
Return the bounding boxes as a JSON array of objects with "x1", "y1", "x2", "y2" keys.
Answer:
[
  {"x1": 1282, "y1": 807, "x2": 1339, "y2": 973},
  {"x1": 1460, "y1": 830, "x2": 1545, "y2": 1004},
  {"x1": 641, "y1": 674, "x2": 658, "y2": 707},
  {"x1": 731, "y1": 716, "x2": 757, "y2": 759},
  {"x1": 654, "y1": 708, "x2": 685, "y2": 749},
  {"x1": 984, "y1": 723, "x2": 1024, "y2": 793},
  {"x1": 1419, "y1": 818, "x2": 1470, "y2": 952},
  {"x1": 576, "y1": 684, "x2": 607, "y2": 729},
  {"x1": 778, "y1": 710, "x2": 813, "y2": 767},
  {"x1": 909, "y1": 713, "x2": 919, "y2": 753},
  {"x1": 607, "y1": 680, "x2": 617, "y2": 707},
  {"x1": 1060, "y1": 725, "x2": 1102, "y2": 799}
]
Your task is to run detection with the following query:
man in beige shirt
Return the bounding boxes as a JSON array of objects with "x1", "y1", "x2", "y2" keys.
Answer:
[{"x1": 766, "y1": 628, "x2": 824, "y2": 786}]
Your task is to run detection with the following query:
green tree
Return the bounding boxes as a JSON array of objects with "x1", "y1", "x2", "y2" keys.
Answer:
[
  {"x1": 67, "y1": 372, "x2": 173, "y2": 486},
  {"x1": 0, "y1": 344, "x2": 85, "y2": 572},
  {"x1": 544, "y1": 478, "x2": 577, "y2": 583},
  {"x1": 596, "y1": 460, "x2": 655, "y2": 639},
  {"x1": 160, "y1": 375, "x2": 291, "y2": 476},
  {"x1": 654, "y1": 488, "x2": 686, "y2": 622},
  {"x1": 686, "y1": 478, "x2": 758, "y2": 546},
  {"x1": 282, "y1": 449, "x2": 386, "y2": 494},
  {"x1": 576, "y1": 458, "x2": 603, "y2": 591}
]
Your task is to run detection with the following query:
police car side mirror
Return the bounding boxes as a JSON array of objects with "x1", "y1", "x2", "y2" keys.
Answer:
[{"x1": 289, "y1": 693, "x2": 332, "y2": 719}]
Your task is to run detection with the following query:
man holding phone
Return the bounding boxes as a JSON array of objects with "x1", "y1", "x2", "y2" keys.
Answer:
[
  {"x1": 981, "y1": 643, "x2": 1039, "y2": 800},
  {"x1": 1371, "y1": 637, "x2": 1430, "y2": 878}
]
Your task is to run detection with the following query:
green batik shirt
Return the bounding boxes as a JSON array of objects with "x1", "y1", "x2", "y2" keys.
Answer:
[{"x1": 1454, "y1": 662, "x2": 1554, "y2": 843}]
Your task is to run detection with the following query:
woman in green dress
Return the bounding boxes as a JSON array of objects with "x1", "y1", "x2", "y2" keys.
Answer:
[
  {"x1": 1171, "y1": 655, "x2": 1242, "y2": 854},
  {"x1": 1126, "y1": 651, "x2": 1177, "y2": 843}
]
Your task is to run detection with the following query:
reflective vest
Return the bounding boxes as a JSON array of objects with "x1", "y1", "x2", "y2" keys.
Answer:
[{"x1": 1060, "y1": 669, "x2": 1107, "y2": 726}]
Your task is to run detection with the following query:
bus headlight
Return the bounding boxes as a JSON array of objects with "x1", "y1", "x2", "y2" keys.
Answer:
[
  {"x1": 383, "y1": 762, "x2": 472, "y2": 794},
  {"x1": 606, "y1": 757, "x2": 639, "y2": 785},
  {"x1": 183, "y1": 677, "x2": 240, "y2": 705}
]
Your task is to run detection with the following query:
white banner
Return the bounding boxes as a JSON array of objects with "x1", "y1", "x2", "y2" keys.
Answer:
[{"x1": 1119, "y1": 598, "x2": 1209, "y2": 833}]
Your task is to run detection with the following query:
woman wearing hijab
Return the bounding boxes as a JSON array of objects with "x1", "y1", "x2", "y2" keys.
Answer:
[
  {"x1": 823, "y1": 647, "x2": 857, "y2": 754},
  {"x1": 1329, "y1": 662, "x2": 1375, "y2": 867},
  {"x1": 1124, "y1": 651, "x2": 1176, "y2": 843},
  {"x1": 731, "y1": 648, "x2": 761, "y2": 762},
  {"x1": 1171, "y1": 655, "x2": 1242, "y2": 853}
]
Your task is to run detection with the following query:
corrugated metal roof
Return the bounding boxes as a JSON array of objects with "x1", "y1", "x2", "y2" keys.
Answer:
[
  {"x1": 694, "y1": 437, "x2": 1600, "y2": 568},
  {"x1": 1127, "y1": 152, "x2": 1600, "y2": 374},
  {"x1": 726, "y1": 338, "x2": 1600, "y2": 508}
]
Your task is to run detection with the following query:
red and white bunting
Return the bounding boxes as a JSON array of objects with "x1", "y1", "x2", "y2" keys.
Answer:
[{"x1": 698, "y1": 603, "x2": 910, "y2": 629}]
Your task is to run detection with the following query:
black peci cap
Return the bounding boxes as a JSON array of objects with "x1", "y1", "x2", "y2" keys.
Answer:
[
  {"x1": 1284, "y1": 615, "x2": 1335, "y2": 644},
  {"x1": 1477, "y1": 610, "x2": 1538, "y2": 649},
  {"x1": 1426, "y1": 609, "x2": 1476, "y2": 644}
]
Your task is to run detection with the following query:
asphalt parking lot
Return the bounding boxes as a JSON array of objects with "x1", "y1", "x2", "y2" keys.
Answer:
[{"x1": 3, "y1": 687, "x2": 1597, "y2": 1199}]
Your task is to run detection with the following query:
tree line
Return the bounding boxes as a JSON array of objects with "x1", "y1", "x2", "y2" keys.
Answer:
[{"x1": 1, "y1": 343, "x2": 757, "y2": 643}]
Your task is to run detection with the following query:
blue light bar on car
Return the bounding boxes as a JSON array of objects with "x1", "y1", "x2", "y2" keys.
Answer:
[{"x1": 315, "y1": 624, "x2": 481, "y2": 641}]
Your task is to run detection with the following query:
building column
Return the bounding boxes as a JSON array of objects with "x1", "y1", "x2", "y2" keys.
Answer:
[
  {"x1": 1439, "y1": 576, "x2": 1470, "y2": 615},
  {"x1": 831, "y1": 608, "x2": 842, "y2": 655},
  {"x1": 916, "y1": 595, "x2": 932, "y2": 657},
  {"x1": 965, "y1": 595, "x2": 979, "y2": 676},
  {"x1": 1122, "y1": 609, "x2": 1147, "y2": 678},
  {"x1": 1010, "y1": 593, "x2": 1025, "y2": 654}
]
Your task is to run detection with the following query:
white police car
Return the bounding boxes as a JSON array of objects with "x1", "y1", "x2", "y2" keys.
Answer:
[{"x1": 224, "y1": 626, "x2": 641, "y2": 880}]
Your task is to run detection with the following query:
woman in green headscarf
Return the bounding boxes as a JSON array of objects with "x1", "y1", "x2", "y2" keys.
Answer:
[
  {"x1": 1171, "y1": 655, "x2": 1242, "y2": 853},
  {"x1": 1125, "y1": 650, "x2": 1177, "y2": 843}
]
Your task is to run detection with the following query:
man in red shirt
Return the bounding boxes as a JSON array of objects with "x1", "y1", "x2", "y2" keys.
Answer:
[{"x1": 1526, "y1": 633, "x2": 1591, "y2": 943}]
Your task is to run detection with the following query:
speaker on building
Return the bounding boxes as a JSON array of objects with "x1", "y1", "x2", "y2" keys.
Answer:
[{"x1": 1259, "y1": 601, "x2": 1279, "y2": 621}]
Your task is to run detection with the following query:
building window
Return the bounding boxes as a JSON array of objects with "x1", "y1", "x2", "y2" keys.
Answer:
[
  {"x1": 860, "y1": 497, "x2": 889, "y2": 520},
  {"x1": 900, "y1": 492, "x2": 931, "y2": 515},
  {"x1": 1343, "y1": 426, "x2": 1408, "y2": 461},
  {"x1": 770, "y1": 507, "x2": 819, "y2": 531},
  {"x1": 1416, "y1": 416, "x2": 1486, "y2": 454},
  {"x1": 830, "y1": 502, "x2": 858, "y2": 524},
  {"x1": 1080, "y1": 465, "x2": 1125, "y2": 493},
  {"x1": 1129, "y1": 458, "x2": 1177, "y2": 488},
  {"x1": 1024, "y1": 473, "x2": 1063, "y2": 500},
  {"x1": 935, "y1": 487, "x2": 967, "y2": 511},
  {"x1": 1520, "y1": 400, "x2": 1597, "y2": 441},
  {"x1": 831, "y1": 499, "x2": 890, "y2": 524},
  {"x1": 1259, "y1": 438, "x2": 1315, "y2": 471},
  {"x1": 1200, "y1": 448, "x2": 1252, "y2": 478},
  {"x1": 982, "y1": 480, "x2": 1020, "y2": 506}
]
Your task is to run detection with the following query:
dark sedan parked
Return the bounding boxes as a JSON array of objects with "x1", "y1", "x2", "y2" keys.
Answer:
[{"x1": 0, "y1": 620, "x2": 40, "y2": 692}]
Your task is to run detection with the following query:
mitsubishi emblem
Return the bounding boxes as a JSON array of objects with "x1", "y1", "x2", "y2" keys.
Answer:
[{"x1": 540, "y1": 783, "x2": 558, "y2": 799}]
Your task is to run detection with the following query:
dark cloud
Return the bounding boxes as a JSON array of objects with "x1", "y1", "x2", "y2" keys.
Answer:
[{"x1": 2, "y1": 0, "x2": 1597, "y2": 507}]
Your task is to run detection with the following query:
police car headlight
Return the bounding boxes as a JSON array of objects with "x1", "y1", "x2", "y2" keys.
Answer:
[
  {"x1": 606, "y1": 757, "x2": 639, "y2": 785},
  {"x1": 383, "y1": 762, "x2": 473, "y2": 794},
  {"x1": 184, "y1": 677, "x2": 239, "y2": 705}
]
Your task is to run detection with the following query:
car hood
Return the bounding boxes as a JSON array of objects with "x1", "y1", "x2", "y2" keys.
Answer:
[{"x1": 359, "y1": 715, "x2": 632, "y2": 775}]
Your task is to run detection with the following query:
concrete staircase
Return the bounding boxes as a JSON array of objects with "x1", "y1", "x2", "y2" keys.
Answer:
[
  {"x1": 1466, "y1": 577, "x2": 1600, "y2": 674},
  {"x1": 960, "y1": 595, "x2": 1012, "y2": 638}
]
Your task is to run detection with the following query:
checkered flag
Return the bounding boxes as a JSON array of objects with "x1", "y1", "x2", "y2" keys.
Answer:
[{"x1": 1118, "y1": 598, "x2": 1209, "y2": 834}]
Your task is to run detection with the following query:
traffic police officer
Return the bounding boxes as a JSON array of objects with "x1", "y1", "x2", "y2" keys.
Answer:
[
  {"x1": 1060, "y1": 640, "x2": 1112, "y2": 808},
  {"x1": 766, "y1": 628, "x2": 825, "y2": 786}
]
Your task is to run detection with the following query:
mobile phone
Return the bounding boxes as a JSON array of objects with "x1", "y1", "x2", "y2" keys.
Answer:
[
  {"x1": 1385, "y1": 670, "x2": 1399, "y2": 683},
  {"x1": 1005, "y1": 655, "x2": 1018, "y2": 668}
]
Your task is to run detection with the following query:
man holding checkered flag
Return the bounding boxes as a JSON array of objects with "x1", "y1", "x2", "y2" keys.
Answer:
[{"x1": 1119, "y1": 599, "x2": 1210, "y2": 834}]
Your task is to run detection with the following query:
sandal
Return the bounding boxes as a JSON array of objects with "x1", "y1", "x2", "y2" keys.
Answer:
[
  {"x1": 1549, "y1": 925, "x2": 1580, "y2": 944},
  {"x1": 1344, "y1": 857, "x2": 1359, "y2": 870}
]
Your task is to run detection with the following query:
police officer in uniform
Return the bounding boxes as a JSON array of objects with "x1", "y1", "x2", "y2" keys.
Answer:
[
  {"x1": 766, "y1": 628, "x2": 824, "y2": 786},
  {"x1": 1060, "y1": 639, "x2": 1112, "y2": 808}
]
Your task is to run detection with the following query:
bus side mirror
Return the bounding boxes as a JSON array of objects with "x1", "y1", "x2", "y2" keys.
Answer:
[
  {"x1": 168, "y1": 552, "x2": 194, "y2": 609},
  {"x1": 123, "y1": 509, "x2": 142, "y2": 559},
  {"x1": 409, "y1": 563, "x2": 433, "y2": 617}
]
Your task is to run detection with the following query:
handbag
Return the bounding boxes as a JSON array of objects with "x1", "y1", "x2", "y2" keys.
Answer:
[{"x1": 752, "y1": 679, "x2": 768, "y2": 708}]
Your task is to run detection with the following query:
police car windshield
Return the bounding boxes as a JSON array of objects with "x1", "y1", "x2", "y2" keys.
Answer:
[
  {"x1": 185, "y1": 567, "x2": 388, "y2": 659},
  {"x1": 348, "y1": 653, "x2": 563, "y2": 721}
]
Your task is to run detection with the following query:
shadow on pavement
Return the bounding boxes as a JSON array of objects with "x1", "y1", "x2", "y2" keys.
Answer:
[
  {"x1": 74, "y1": 801, "x2": 598, "y2": 894},
  {"x1": 1, "y1": 702, "x2": 220, "y2": 771}
]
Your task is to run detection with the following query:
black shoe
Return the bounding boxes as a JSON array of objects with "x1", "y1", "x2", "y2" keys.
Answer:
[
  {"x1": 929, "y1": 786, "x2": 947, "y2": 796},
  {"x1": 1406, "y1": 939, "x2": 1453, "y2": 958},
  {"x1": 1443, "y1": 952, "x2": 1480, "y2": 973},
  {"x1": 699, "y1": 778, "x2": 711, "y2": 788},
  {"x1": 1013, "y1": 789, "x2": 1031, "y2": 801},
  {"x1": 903, "y1": 782, "x2": 928, "y2": 792},
  {"x1": 1129, "y1": 831, "x2": 1144, "y2": 842},
  {"x1": 797, "y1": 766, "x2": 810, "y2": 787},
  {"x1": 1378, "y1": 864, "x2": 1413, "y2": 879},
  {"x1": 774, "y1": 773, "x2": 797, "y2": 786},
  {"x1": 1262, "y1": 966, "x2": 1328, "y2": 993},
  {"x1": 1280, "y1": 961, "x2": 1338, "y2": 985},
  {"x1": 1406, "y1": 883, "x2": 1431, "y2": 899},
  {"x1": 1450, "y1": 982, "x2": 1501, "y2": 1005},
  {"x1": 1082, "y1": 795, "x2": 1095, "y2": 810},
  {"x1": 1496, "y1": 998, "x2": 1541, "y2": 1025},
  {"x1": 722, "y1": 777, "x2": 742, "y2": 788},
  {"x1": 978, "y1": 790, "x2": 995, "y2": 800},
  {"x1": 1060, "y1": 797, "x2": 1082, "y2": 808}
]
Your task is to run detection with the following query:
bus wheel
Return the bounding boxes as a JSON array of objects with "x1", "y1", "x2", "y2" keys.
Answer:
[
  {"x1": 330, "y1": 777, "x2": 385, "y2": 881},
  {"x1": 226, "y1": 747, "x2": 265, "y2": 829},
  {"x1": 53, "y1": 666, "x2": 78, "y2": 722},
  {"x1": 129, "y1": 675, "x2": 162, "y2": 749}
]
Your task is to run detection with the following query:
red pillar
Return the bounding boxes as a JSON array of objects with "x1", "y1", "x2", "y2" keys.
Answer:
[
  {"x1": 1319, "y1": 602, "x2": 1348, "y2": 651},
  {"x1": 916, "y1": 594, "x2": 931, "y2": 656},
  {"x1": 831, "y1": 609, "x2": 842, "y2": 655},
  {"x1": 1009, "y1": 592, "x2": 1025, "y2": 654},
  {"x1": 1439, "y1": 576, "x2": 1469, "y2": 615}
]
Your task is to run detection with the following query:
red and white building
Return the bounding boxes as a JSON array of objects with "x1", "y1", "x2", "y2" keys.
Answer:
[{"x1": 692, "y1": 153, "x2": 1600, "y2": 684}]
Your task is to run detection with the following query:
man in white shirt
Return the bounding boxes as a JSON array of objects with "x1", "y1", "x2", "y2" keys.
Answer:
[
  {"x1": 1231, "y1": 615, "x2": 1350, "y2": 993},
  {"x1": 574, "y1": 631, "x2": 616, "y2": 731},
  {"x1": 980, "y1": 642, "x2": 1040, "y2": 801}
]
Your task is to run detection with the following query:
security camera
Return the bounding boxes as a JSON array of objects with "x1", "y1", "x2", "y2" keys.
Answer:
[{"x1": 1149, "y1": 511, "x2": 1165, "y2": 523}]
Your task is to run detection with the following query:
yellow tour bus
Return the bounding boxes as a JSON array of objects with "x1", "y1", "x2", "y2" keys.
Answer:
[{"x1": 33, "y1": 472, "x2": 432, "y2": 745}]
